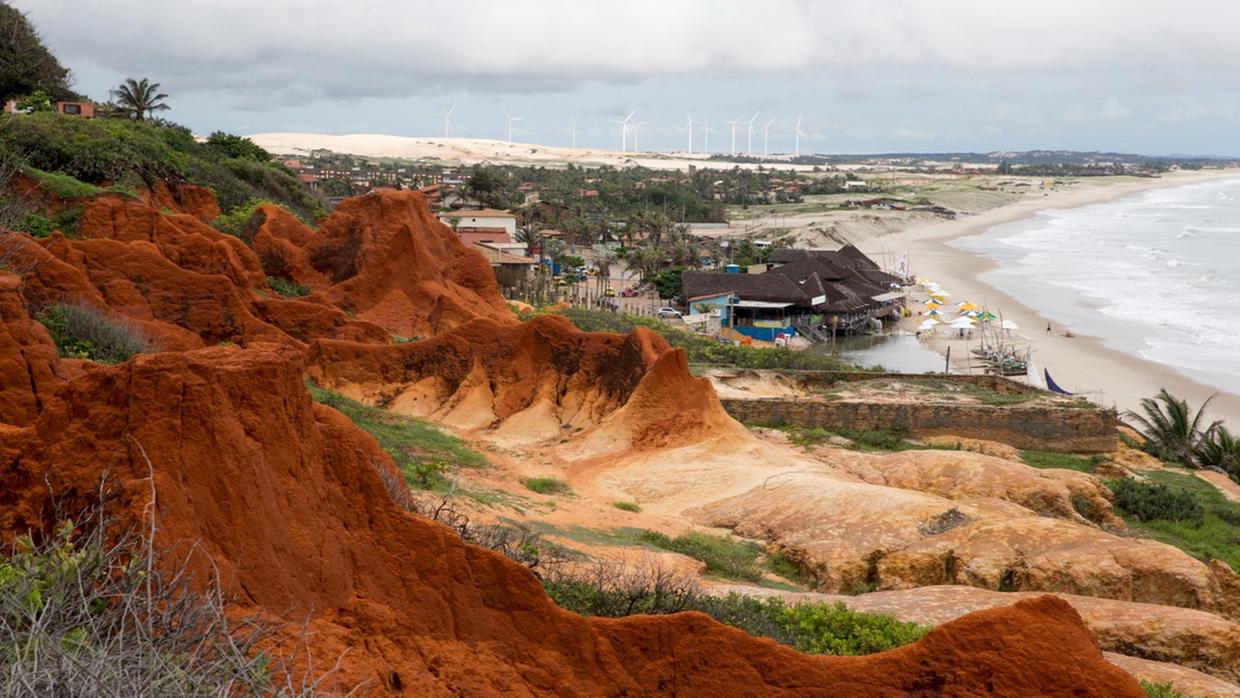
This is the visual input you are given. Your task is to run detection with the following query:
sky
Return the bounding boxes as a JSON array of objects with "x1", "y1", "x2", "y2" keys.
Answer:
[{"x1": 14, "y1": 0, "x2": 1240, "y2": 156}]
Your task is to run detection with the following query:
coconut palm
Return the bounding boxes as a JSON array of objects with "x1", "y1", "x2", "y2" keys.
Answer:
[
  {"x1": 1193, "y1": 425, "x2": 1240, "y2": 476},
  {"x1": 1125, "y1": 389, "x2": 1220, "y2": 467},
  {"x1": 624, "y1": 246, "x2": 660, "y2": 284},
  {"x1": 111, "y1": 78, "x2": 170, "y2": 121}
]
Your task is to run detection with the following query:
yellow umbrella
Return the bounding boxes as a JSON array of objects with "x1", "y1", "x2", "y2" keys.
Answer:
[
  {"x1": 959, "y1": 302, "x2": 980, "y2": 312},
  {"x1": 925, "y1": 302, "x2": 941, "y2": 310}
]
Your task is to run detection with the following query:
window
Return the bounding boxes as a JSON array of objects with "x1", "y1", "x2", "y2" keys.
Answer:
[{"x1": 62, "y1": 103, "x2": 81, "y2": 115}]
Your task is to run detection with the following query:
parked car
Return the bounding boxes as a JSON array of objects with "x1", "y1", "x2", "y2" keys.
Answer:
[
  {"x1": 619, "y1": 287, "x2": 639, "y2": 298},
  {"x1": 656, "y1": 307, "x2": 682, "y2": 319},
  {"x1": 604, "y1": 286, "x2": 616, "y2": 297}
]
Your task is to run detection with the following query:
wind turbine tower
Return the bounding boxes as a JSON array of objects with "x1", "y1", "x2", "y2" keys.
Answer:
[
  {"x1": 504, "y1": 111, "x2": 524, "y2": 144},
  {"x1": 794, "y1": 115, "x2": 807, "y2": 158},
  {"x1": 609, "y1": 110, "x2": 636, "y2": 152},
  {"x1": 745, "y1": 112, "x2": 759, "y2": 156},
  {"x1": 681, "y1": 113, "x2": 695, "y2": 154},
  {"x1": 761, "y1": 118, "x2": 774, "y2": 156},
  {"x1": 703, "y1": 114, "x2": 717, "y2": 153},
  {"x1": 725, "y1": 116, "x2": 741, "y2": 156},
  {"x1": 570, "y1": 115, "x2": 576, "y2": 148},
  {"x1": 632, "y1": 121, "x2": 648, "y2": 152},
  {"x1": 442, "y1": 105, "x2": 455, "y2": 138}
]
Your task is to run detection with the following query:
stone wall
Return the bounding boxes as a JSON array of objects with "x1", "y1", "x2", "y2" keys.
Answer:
[
  {"x1": 786, "y1": 370, "x2": 1041, "y2": 396},
  {"x1": 722, "y1": 397, "x2": 1119, "y2": 453}
]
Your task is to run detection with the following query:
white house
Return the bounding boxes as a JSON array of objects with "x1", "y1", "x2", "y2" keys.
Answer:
[{"x1": 440, "y1": 208, "x2": 517, "y2": 237}]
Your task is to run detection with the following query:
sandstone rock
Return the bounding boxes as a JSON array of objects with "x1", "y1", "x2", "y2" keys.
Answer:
[
  {"x1": 0, "y1": 346, "x2": 1141, "y2": 695},
  {"x1": 920, "y1": 434, "x2": 1022, "y2": 460},
  {"x1": 1107, "y1": 654, "x2": 1240, "y2": 697},
  {"x1": 0, "y1": 272, "x2": 67, "y2": 426}
]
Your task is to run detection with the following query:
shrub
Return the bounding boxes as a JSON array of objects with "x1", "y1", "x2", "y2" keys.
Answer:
[
  {"x1": 205, "y1": 132, "x2": 271, "y2": 162},
  {"x1": 15, "y1": 212, "x2": 53, "y2": 237},
  {"x1": 266, "y1": 275, "x2": 309, "y2": 298},
  {"x1": 1141, "y1": 680, "x2": 1185, "y2": 698},
  {"x1": 211, "y1": 198, "x2": 272, "y2": 239},
  {"x1": 1109, "y1": 478, "x2": 1204, "y2": 525},
  {"x1": 1020, "y1": 450, "x2": 1097, "y2": 472},
  {"x1": 522, "y1": 477, "x2": 572, "y2": 496},
  {"x1": 613, "y1": 501, "x2": 641, "y2": 513},
  {"x1": 0, "y1": 514, "x2": 307, "y2": 695},
  {"x1": 36, "y1": 302, "x2": 152, "y2": 363}
]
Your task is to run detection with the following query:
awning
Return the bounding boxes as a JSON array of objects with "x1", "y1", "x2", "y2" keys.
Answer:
[
  {"x1": 729, "y1": 300, "x2": 794, "y2": 309},
  {"x1": 871, "y1": 291, "x2": 906, "y2": 302}
]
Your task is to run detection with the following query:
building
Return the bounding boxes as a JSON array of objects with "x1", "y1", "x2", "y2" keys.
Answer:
[
  {"x1": 473, "y1": 241, "x2": 536, "y2": 294},
  {"x1": 3, "y1": 99, "x2": 94, "y2": 117},
  {"x1": 681, "y1": 244, "x2": 904, "y2": 340},
  {"x1": 441, "y1": 208, "x2": 518, "y2": 237}
]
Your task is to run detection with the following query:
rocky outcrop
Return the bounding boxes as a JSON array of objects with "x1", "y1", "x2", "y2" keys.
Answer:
[
  {"x1": 0, "y1": 347, "x2": 1142, "y2": 695},
  {"x1": 0, "y1": 273, "x2": 67, "y2": 426},
  {"x1": 250, "y1": 190, "x2": 514, "y2": 336}
]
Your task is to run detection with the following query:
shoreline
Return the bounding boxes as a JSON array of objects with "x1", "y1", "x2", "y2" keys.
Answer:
[{"x1": 874, "y1": 170, "x2": 1240, "y2": 426}]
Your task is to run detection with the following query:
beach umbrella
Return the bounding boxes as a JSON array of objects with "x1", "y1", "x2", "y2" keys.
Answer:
[
  {"x1": 919, "y1": 317, "x2": 940, "y2": 326},
  {"x1": 977, "y1": 311, "x2": 998, "y2": 322},
  {"x1": 963, "y1": 310, "x2": 980, "y2": 318},
  {"x1": 927, "y1": 309, "x2": 943, "y2": 317},
  {"x1": 950, "y1": 317, "x2": 976, "y2": 328},
  {"x1": 959, "y1": 302, "x2": 980, "y2": 312},
  {"x1": 930, "y1": 291, "x2": 950, "y2": 299},
  {"x1": 922, "y1": 298, "x2": 939, "y2": 306},
  {"x1": 1001, "y1": 319, "x2": 1019, "y2": 330},
  {"x1": 925, "y1": 302, "x2": 941, "y2": 310}
]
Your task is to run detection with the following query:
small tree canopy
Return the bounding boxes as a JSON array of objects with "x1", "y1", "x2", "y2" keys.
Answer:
[{"x1": 0, "y1": 3, "x2": 81, "y2": 102}]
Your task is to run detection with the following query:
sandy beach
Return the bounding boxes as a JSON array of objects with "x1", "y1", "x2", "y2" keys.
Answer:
[{"x1": 877, "y1": 170, "x2": 1240, "y2": 426}]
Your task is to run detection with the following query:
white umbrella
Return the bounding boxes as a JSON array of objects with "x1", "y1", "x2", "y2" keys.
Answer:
[
  {"x1": 917, "y1": 320, "x2": 938, "y2": 331},
  {"x1": 950, "y1": 317, "x2": 976, "y2": 329},
  {"x1": 1001, "y1": 319, "x2": 1019, "y2": 330}
]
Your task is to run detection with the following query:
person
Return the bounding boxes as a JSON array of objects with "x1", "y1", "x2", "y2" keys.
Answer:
[{"x1": 1046, "y1": 322, "x2": 1052, "y2": 335}]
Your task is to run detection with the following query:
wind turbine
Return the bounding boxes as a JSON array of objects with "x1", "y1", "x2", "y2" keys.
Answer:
[
  {"x1": 504, "y1": 110, "x2": 524, "y2": 144},
  {"x1": 681, "y1": 113, "x2": 695, "y2": 154},
  {"x1": 609, "y1": 110, "x2": 636, "y2": 152},
  {"x1": 745, "y1": 112, "x2": 759, "y2": 156},
  {"x1": 442, "y1": 105, "x2": 455, "y2": 138},
  {"x1": 761, "y1": 118, "x2": 775, "y2": 156},
  {"x1": 632, "y1": 121, "x2": 648, "y2": 152},
  {"x1": 570, "y1": 115, "x2": 576, "y2": 148},
  {"x1": 725, "y1": 115, "x2": 741, "y2": 156},
  {"x1": 793, "y1": 115, "x2": 807, "y2": 158},
  {"x1": 702, "y1": 114, "x2": 717, "y2": 153}
]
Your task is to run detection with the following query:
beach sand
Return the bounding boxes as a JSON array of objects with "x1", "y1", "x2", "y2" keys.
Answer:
[{"x1": 875, "y1": 170, "x2": 1240, "y2": 426}]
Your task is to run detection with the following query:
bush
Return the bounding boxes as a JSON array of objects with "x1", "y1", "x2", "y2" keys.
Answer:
[
  {"x1": 266, "y1": 275, "x2": 309, "y2": 298},
  {"x1": 1110, "y1": 478, "x2": 1204, "y2": 525},
  {"x1": 613, "y1": 501, "x2": 641, "y2": 513},
  {"x1": 0, "y1": 514, "x2": 299, "y2": 694},
  {"x1": 15, "y1": 212, "x2": 53, "y2": 237},
  {"x1": 205, "y1": 132, "x2": 271, "y2": 162},
  {"x1": 1141, "y1": 681, "x2": 1185, "y2": 698},
  {"x1": 36, "y1": 302, "x2": 152, "y2": 363},
  {"x1": 522, "y1": 477, "x2": 572, "y2": 496},
  {"x1": 1020, "y1": 450, "x2": 1097, "y2": 472},
  {"x1": 211, "y1": 198, "x2": 272, "y2": 239},
  {"x1": 638, "y1": 530, "x2": 765, "y2": 583}
]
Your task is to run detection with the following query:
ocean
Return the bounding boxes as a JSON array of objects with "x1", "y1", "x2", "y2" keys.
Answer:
[{"x1": 953, "y1": 177, "x2": 1240, "y2": 395}]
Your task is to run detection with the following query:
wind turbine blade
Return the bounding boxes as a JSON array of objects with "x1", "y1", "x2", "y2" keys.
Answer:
[{"x1": 625, "y1": 110, "x2": 636, "y2": 122}]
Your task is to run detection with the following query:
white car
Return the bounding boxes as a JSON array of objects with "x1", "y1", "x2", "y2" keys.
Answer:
[{"x1": 656, "y1": 307, "x2": 682, "y2": 319}]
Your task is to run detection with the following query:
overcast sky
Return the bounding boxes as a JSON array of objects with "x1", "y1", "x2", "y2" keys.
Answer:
[{"x1": 15, "y1": 0, "x2": 1240, "y2": 156}]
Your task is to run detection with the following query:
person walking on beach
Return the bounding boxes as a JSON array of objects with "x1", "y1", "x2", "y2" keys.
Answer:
[{"x1": 1046, "y1": 322, "x2": 1052, "y2": 335}]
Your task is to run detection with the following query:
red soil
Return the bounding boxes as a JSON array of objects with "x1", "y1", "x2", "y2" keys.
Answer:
[
  {"x1": 0, "y1": 345, "x2": 1143, "y2": 696},
  {"x1": 0, "y1": 186, "x2": 1147, "y2": 694}
]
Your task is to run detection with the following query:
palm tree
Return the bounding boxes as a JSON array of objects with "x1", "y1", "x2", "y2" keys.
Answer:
[
  {"x1": 624, "y1": 247, "x2": 660, "y2": 284},
  {"x1": 111, "y1": 78, "x2": 170, "y2": 121},
  {"x1": 1193, "y1": 425, "x2": 1240, "y2": 476},
  {"x1": 1125, "y1": 389, "x2": 1220, "y2": 467}
]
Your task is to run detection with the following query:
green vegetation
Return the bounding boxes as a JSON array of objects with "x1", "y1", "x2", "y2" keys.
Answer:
[
  {"x1": 23, "y1": 166, "x2": 138, "y2": 200},
  {"x1": 265, "y1": 275, "x2": 309, "y2": 298},
  {"x1": 0, "y1": 517, "x2": 284, "y2": 694},
  {"x1": 1020, "y1": 450, "x2": 1098, "y2": 473},
  {"x1": 545, "y1": 581, "x2": 928, "y2": 656},
  {"x1": 1126, "y1": 389, "x2": 1219, "y2": 467},
  {"x1": 1194, "y1": 425, "x2": 1240, "y2": 483},
  {"x1": 0, "y1": 113, "x2": 326, "y2": 221},
  {"x1": 36, "y1": 302, "x2": 152, "y2": 363},
  {"x1": 0, "y1": 5, "x2": 81, "y2": 102},
  {"x1": 1140, "y1": 680, "x2": 1185, "y2": 698},
  {"x1": 14, "y1": 212, "x2": 53, "y2": 237},
  {"x1": 1109, "y1": 470, "x2": 1240, "y2": 570},
  {"x1": 551, "y1": 307, "x2": 861, "y2": 371},
  {"x1": 306, "y1": 382, "x2": 487, "y2": 489},
  {"x1": 211, "y1": 199, "x2": 273, "y2": 238},
  {"x1": 109, "y1": 78, "x2": 170, "y2": 122},
  {"x1": 773, "y1": 425, "x2": 958, "y2": 454},
  {"x1": 638, "y1": 530, "x2": 767, "y2": 582},
  {"x1": 612, "y1": 501, "x2": 641, "y2": 513},
  {"x1": 521, "y1": 477, "x2": 572, "y2": 496}
]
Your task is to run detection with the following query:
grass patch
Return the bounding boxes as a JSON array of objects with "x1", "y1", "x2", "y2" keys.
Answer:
[
  {"x1": 36, "y1": 302, "x2": 152, "y2": 363},
  {"x1": 23, "y1": 165, "x2": 138, "y2": 200},
  {"x1": 1141, "y1": 680, "x2": 1185, "y2": 698},
  {"x1": 771, "y1": 425, "x2": 959, "y2": 454},
  {"x1": 1020, "y1": 450, "x2": 1098, "y2": 472},
  {"x1": 522, "y1": 477, "x2": 572, "y2": 496},
  {"x1": 265, "y1": 275, "x2": 309, "y2": 298},
  {"x1": 548, "y1": 307, "x2": 864, "y2": 372},
  {"x1": 637, "y1": 530, "x2": 806, "y2": 587},
  {"x1": 613, "y1": 501, "x2": 641, "y2": 513},
  {"x1": 1109, "y1": 470, "x2": 1240, "y2": 570},
  {"x1": 306, "y1": 381, "x2": 487, "y2": 488},
  {"x1": 546, "y1": 582, "x2": 927, "y2": 656}
]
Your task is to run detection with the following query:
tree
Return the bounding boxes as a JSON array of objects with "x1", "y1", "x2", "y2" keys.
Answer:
[
  {"x1": 624, "y1": 246, "x2": 661, "y2": 284},
  {"x1": 14, "y1": 88, "x2": 51, "y2": 112},
  {"x1": 651, "y1": 267, "x2": 685, "y2": 301},
  {"x1": 110, "y1": 78, "x2": 170, "y2": 122},
  {"x1": 205, "y1": 132, "x2": 271, "y2": 162},
  {"x1": 1193, "y1": 425, "x2": 1240, "y2": 481},
  {"x1": 1125, "y1": 389, "x2": 1220, "y2": 467},
  {"x1": 0, "y1": 4, "x2": 80, "y2": 102}
]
